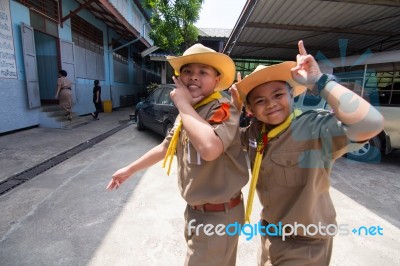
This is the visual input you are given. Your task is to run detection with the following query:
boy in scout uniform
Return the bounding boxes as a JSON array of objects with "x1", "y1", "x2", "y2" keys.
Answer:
[
  {"x1": 107, "y1": 44, "x2": 248, "y2": 266},
  {"x1": 231, "y1": 41, "x2": 384, "y2": 265}
]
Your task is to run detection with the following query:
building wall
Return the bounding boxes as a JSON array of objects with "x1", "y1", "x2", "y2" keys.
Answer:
[
  {"x1": 0, "y1": 1, "x2": 38, "y2": 133},
  {"x1": 0, "y1": 0, "x2": 155, "y2": 133}
]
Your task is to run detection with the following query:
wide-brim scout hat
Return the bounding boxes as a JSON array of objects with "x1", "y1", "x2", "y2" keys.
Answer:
[
  {"x1": 235, "y1": 61, "x2": 307, "y2": 101},
  {"x1": 167, "y1": 43, "x2": 235, "y2": 91}
]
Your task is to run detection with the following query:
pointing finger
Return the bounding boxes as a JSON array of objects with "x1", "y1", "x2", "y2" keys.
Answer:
[
  {"x1": 298, "y1": 40, "x2": 307, "y2": 56},
  {"x1": 236, "y1": 72, "x2": 242, "y2": 82}
]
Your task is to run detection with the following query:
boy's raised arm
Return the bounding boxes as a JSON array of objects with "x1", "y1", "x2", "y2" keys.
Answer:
[
  {"x1": 170, "y1": 76, "x2": 224, "y2": 161},
  {"x1": 291, "y1": 41, "x2": 384, "y2": 142}
]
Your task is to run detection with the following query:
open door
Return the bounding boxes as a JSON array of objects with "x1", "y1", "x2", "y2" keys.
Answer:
[
  {"x1": 60, "y1": 40, "x2": 77, "y2": 103},
  {"x1": 20, "y1": 23, "x2": 40, "y2": 108}
]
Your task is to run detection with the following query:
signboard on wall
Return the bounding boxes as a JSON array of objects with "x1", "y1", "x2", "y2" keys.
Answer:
[{"x1": 0, "y1": 0, "x2": 17, "y2": 79}]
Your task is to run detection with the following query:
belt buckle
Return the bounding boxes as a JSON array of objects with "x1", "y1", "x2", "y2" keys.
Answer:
[{"x1": 224, "y1": 202, "x2": 229, "y2": 213}]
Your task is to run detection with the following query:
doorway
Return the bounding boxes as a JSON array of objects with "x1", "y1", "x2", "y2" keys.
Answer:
[{"x1": 34, "y1": 31, "x2": 59, "y2": 103}]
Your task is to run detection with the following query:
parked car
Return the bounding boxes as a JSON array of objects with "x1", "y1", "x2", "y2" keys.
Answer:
[
  {"x1": 135, "y1": 86, "x2": 239, "y2": 137},
  {"x1": 294, "y1": 87, "x2": 399, "y2": 163},
  {"x1": 135, "y1": 84, "x2": 178, "y2": 137}
]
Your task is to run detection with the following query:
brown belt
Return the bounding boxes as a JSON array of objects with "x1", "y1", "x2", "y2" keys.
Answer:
[{"x1": 190, "y1": 193, "x2": 242, "y2": 212}]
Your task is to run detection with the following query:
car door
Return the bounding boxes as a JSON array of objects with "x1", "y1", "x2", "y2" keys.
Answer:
[
  {"x1": 152, "y1": 86, "x2": 174, "y2": 135},
  {"x1": 140, "y1": 88, "x2": 163, "y2": 131}
]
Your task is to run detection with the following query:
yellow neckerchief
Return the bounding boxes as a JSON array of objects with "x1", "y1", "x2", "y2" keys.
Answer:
[
  {"x1": 162, "y1": 91, "x2": 223, "y2": 175},
  {"x1": 245, "y1": 109, "x2": 302, "y2": 223}
]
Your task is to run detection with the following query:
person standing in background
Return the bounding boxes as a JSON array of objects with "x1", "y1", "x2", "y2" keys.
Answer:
[
  {"x1": 55, "y1": 70, "x2": 72, "y2": 120},
  {"x1": 91, "y1": 80, "x2": 102, "y2": 120}
]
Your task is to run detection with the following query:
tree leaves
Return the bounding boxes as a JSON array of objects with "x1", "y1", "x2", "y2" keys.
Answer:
[{"x1": 144, "y1": 0, "x2": 204, "y2": 54}]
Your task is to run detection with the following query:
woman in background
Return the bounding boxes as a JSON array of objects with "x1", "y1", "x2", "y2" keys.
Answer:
[{"x1": 55, "y1": 70, "x2": 72, "y2": 120}]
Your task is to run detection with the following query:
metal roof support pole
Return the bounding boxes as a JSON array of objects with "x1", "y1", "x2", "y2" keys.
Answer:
[
  {"x1": 361, "y1": 64, "x2": 367, "y2": 98},
  {"x1": 224, "y1": 0, "x2": 258, "y2": 55},
  {"x1": 111, "y1": 37, "x2": 142, "y2": 53}
]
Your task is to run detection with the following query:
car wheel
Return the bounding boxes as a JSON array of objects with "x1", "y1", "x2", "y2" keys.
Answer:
[
  {"x1": 164, "y1": 123, "x2": 173, "y2": 137},
  {"x1": 346, "y1": 136, "x2": 381, "y2": 162},
  {"x1": 136, "y1": 111, "x2": 145, "y2": 130}
]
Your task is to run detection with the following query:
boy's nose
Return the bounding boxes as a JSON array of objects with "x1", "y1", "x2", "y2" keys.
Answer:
[
  {"x1": 265, "y1": 100, "x2": 277, "y2": 109},
  {"x1": 189, "y1": 74, "x2": 199, "y2": 80}
]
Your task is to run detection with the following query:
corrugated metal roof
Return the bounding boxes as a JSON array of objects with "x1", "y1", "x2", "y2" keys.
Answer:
[
  {"x1": 198, "y1": 28, "x2": 232, "y2": 38},
  {"x1": 224, "y1": 0, "x2": 400, "y2": 61}
]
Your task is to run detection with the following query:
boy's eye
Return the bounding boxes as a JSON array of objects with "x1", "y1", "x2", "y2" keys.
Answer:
[{"x1": 200, "y1": 69, "x2": 211, "y2": 75}]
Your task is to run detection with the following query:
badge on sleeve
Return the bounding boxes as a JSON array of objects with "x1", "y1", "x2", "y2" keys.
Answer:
[{"x1": 208, "y1": 103, "x2": 230, "y2": 123}]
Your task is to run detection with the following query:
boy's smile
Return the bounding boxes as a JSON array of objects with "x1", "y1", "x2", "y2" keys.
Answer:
[
  {"x1": 247, "y1": 81, "x2": 292, "y2": 126},
  {"x1": 179, "y1": 63, "x2": 220, "y2": 98}
]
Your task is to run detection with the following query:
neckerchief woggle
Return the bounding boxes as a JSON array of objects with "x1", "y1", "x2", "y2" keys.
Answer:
[
  {"x1": 245, "y1": 109, "x2": 302, "y2": 223},
  {"x1": 162, "y1": 91, "x2": 223, "y2": 175}
]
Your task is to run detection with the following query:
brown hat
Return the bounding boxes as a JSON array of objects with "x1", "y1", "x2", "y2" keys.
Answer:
[
  {"x1": 167, "y1": 44, "x2": 235, "y2": 91},
  {"x1": 235, "y1": 61, "x2": 307, "y2": 101}
]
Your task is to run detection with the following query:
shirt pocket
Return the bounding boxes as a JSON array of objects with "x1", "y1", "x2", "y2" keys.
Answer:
[{"x1": 270, "y1": 151, "x2": 306, "y2": 187}]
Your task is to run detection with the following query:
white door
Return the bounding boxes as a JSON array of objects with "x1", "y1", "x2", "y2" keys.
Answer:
[
  {"x1": 20, "y1": 23, "x2": 40, "y2": 108},
  {"x1": 60, "y1": 40, "x2": 77, "y2": 103}
]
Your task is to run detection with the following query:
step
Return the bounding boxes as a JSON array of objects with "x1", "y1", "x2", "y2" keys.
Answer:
[
  {"x1": 41, "y1": 105, "x2": 64, "y2": 112},
  {"x1": 62, "y1": 116, "x2": 91, "y2": 130}
]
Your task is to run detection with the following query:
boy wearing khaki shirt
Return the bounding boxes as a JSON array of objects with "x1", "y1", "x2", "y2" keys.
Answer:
[
  {"x1": 107, "y1": 44, "x2": 248, "y2": 266},
  {"x1": 231, "y1": 41, "x2": 384, "y2": 265}
]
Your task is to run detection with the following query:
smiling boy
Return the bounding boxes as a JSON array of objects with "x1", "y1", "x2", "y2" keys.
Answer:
[
  {"x1": 231, "y1": 41, "x2": 384, "y2": 265},
  {"x1": 107, "y1": 44, "x2": 248, "y2": 266}
]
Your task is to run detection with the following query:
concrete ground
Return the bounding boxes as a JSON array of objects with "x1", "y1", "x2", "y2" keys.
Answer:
[{"x1": 0, "y1": 107, "x2": 399, "y2": 265}]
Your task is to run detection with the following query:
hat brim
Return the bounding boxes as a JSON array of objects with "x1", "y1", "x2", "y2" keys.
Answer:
[
  {"x1": 167, "y1": 52, "x2": 235, "y2": 91},
  {"x1": 236, "y1": 61, "x2": 307, "y2": 101}
]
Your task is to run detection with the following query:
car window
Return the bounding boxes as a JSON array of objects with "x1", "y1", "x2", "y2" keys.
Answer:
[
  {"x1": 158, "y1": 88, "x2": 173, "y2": 105},
  {"x1": 147, "y1": 88, "x2": 163, "y2": 103}
]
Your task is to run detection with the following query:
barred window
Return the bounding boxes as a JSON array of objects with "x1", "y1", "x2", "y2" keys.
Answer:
[
  {"x1": 15, "y1": 0, "x2": 59, "y2": 21},
  {"x1": 15, "y1": 0, "x2": 59, "y2": 37},
  {"x1": 71, "y1": 16, "x2": 103, "y2": 55}
]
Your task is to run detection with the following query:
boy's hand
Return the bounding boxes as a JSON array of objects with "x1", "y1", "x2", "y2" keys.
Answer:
[
  {"x1": 170, "y1": 76, "x2": 204, "y2": 108},
  {"x1": 291, "y1": 40, "x2": 323, "y2": 90},
  {"x1": 230, "y1": 72, "x2": 243, "y2": 111},
  {"x1": 106, "y1": 166, "x2": 132, "y2": 190}
]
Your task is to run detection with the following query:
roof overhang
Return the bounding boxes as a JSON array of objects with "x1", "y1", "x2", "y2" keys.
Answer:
[
  {"x1": 61, "y1": 0, "x2": 151, "y2": 49},
  {"x1": 224, "y1": 0, "x2": 400, "y2": 62}
]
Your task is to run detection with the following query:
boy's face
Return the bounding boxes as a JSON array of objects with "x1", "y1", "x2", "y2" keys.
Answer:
[
  {"x1": 246, "y1": 81, "x2": 292, "y2": 126},
  {"x1": 179, "y1": 63, "x2": 220, "y2": 98}
]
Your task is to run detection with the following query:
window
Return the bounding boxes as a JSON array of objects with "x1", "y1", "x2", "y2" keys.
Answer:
[
  {"x1": 71, "y1": 16, "x2": 103, "y2": 54},
  {"x1": 158, "y1": 88, "x2": 172, "y2": 105},
  {"x1": 112, "y1": 41, "x2": 129, "y2": 83},
  {"x1": 71, "y1": 16, "x2": 105, "y2": 80},
  {"x1": 16, "y1": 0, "x2": 59, "y2": 21},
  {"x1": 147, "y1": 88, "x2": 163, "y2": 104},
  {"x1": 335, "y1": 66, "x2": 400, "y2": 106}
]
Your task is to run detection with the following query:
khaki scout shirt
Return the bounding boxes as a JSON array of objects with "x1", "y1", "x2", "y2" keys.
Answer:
[
  {"x1": 164, "y1": 97, "x2": 249, "y2": 206},
  {"x1": 242, "y1": 110, "x2": 363, "y2": 238}
]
